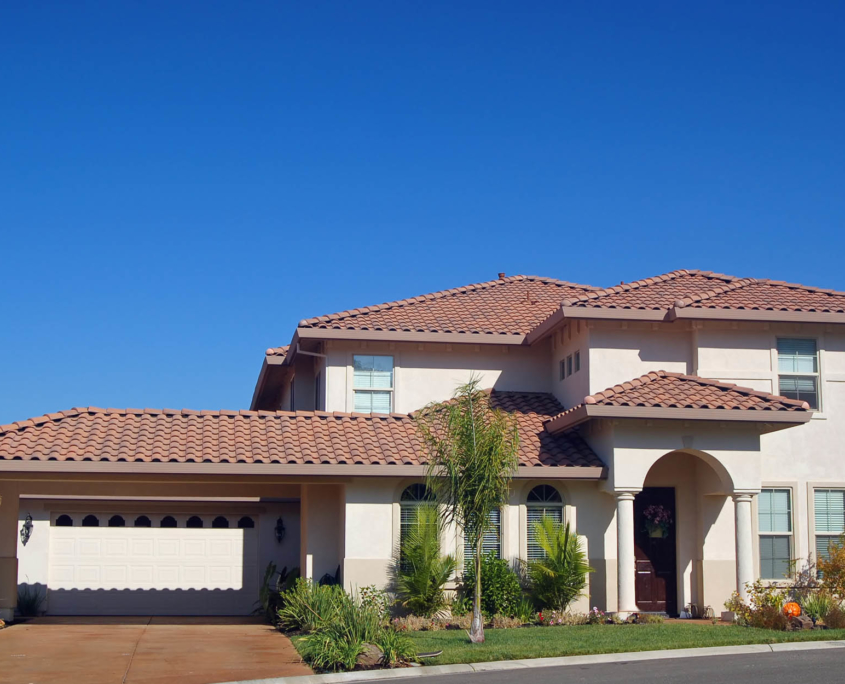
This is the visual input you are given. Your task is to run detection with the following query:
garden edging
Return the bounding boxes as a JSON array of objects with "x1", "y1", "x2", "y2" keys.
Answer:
[{"x1": 216, "y1": 639, "x2": 845, "y2": 684}]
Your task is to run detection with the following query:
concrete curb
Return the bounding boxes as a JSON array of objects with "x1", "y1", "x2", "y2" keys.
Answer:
[{"x1": 217, "y1": 640, "x2": 845, "y2": 684}]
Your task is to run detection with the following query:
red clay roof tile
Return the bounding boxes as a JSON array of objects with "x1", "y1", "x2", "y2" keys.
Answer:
[{"x1": 0, "y1": 393, "x2": 603, "y2": 470}]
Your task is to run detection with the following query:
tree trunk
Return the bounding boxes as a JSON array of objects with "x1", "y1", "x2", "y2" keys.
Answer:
[{"x1": 469, "y1": 534, "x2": 485, "y2": 643}]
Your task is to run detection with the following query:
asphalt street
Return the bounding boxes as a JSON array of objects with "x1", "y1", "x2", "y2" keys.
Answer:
[{"x1": 403, "y1": 649, "x2": 845, "y2": 684}]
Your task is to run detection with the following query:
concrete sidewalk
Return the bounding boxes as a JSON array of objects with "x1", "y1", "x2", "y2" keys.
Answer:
[{"x1": 0, "y1": 616, "x2": 312, "y2": 684}]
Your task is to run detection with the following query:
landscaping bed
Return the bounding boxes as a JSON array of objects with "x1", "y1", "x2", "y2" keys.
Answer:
[{"x1": 403, "y1": 623, "x2": 845, "y2": 665}]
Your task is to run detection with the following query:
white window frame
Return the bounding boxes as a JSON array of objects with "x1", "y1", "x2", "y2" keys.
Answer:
[
  {"x1": 813, "y1": 488, "x2": 845, "y2": 566},
  {"x1": 776, "y1": 337, "x2": 821, "y2": 411},
  {"x1": 526, "y1": 485, "x2": 565, "y2": 562},
  {"x1": 352, "y1": 354, "x2": 394, "y2": 413},
  {"x1": 757, "y1": 487, "x2": 793, "y2": 580}
]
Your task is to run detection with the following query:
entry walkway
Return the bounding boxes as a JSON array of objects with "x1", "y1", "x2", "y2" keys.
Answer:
[{"x1": 0, "y1": 616, "x2": 312, "y2": 684}]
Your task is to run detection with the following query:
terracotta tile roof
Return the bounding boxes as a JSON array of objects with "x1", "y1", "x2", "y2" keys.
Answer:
[
  {"x1": 676, "y1": 280, "x2": 845, "y2": 314},
  {"x1": 561, "y1": 270, "x2": 741, "y2": 311},
  {"x1": 297, "y1": 275, "x2": 598, "y2": 335},
  {"x1": 265, "y1": 345, "x2": 289, "y2": 358},
  {"x1": 0, "y1": 393, "x2": 603, "y2": 471}
]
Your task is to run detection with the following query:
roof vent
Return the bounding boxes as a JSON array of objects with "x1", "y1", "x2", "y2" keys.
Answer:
[{"x1": 498, "y1": 272, "x2": 506, "y2": 279}]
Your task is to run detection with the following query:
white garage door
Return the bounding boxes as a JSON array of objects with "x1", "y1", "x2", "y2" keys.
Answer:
[{"x1": 47, "y1": 512, "x2": 259, "y2": 616}]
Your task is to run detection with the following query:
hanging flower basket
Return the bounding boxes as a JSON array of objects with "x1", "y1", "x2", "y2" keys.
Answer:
[{"x1": 643, "y1": 505, "x2": 672, "y2": 538}]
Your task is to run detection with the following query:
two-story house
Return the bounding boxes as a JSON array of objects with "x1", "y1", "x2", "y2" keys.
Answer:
[{"x1": 2, "y1": 269, "x2": 843, "y2": 619}]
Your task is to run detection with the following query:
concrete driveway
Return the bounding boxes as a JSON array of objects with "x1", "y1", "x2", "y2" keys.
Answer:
[{"x1": 0, "y1": 617, "x2": 312, "y2": 684}]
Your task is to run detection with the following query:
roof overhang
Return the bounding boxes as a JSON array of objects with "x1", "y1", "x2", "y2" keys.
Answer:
[
  {"x1": 296, "y1": 327, "x2": 527, "y2": 345},
  {"x1": 0, "y1": 460, "x2": 605, "y2": 480},
  {"x1": 545, "y1": 404, "x2": 813, "y2": 434},
  {"x1": 525, "y1": 306, "x2": 672, "y2": 345},
  {"x1": 670, "y1": 308, "x2": 845, "y2": 324}
]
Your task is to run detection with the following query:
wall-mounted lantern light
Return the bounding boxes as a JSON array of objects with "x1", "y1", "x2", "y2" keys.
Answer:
[
  {"x1": 20, "y1": 514, "x2": 33, "y2": 546},
  {"x1": 274, "y1": 517, "x2": 286, "y2": 544}
]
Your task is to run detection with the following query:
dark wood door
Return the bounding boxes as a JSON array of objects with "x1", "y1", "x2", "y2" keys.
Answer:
[{"x1": 634, "y1": 487, "x2": 677, "y2": 615}]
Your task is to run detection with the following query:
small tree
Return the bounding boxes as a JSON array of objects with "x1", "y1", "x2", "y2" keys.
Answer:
[
  {"x1": 395, "y1": 505, "x2": 457, "y2": 617},
  {"x1": 818, "y1": 535, "x2": 845, "y2": 599},
  {"x1": 527, "y1": 518, "x2": 593, "y2": 611},
  {"x1": 415, "y1": 378, "x2": 520, "y2": 643}
]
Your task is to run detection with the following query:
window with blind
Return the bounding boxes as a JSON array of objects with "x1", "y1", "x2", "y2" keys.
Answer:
[
  {"x1": 464, "y1": 509, "x2": 501, "y2": 566},
  {"x1": 758, "y1": 488, "x2": 792, "y2": 579},
  {"x1": 777, "y1": 339, "x2": 820, "y2": 410},
  {"x1": 353, "y1": 355, "x2": 393, "y2": 413},
  {"x1": 814, "y1": 489, "x2": 845, "y2": 562},
  {"x1": 399, "y1": 484, "x2": 434, "y2": 568},
  {"x1": 527, "y1": 485, "x2": 564, "y2": 561}
]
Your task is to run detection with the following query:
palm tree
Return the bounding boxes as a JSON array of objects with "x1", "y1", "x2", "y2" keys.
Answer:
[
  {"x1": 415, "y1": 377, "x2": 520, "y2": 643},
  {"x1": 527, "y1": 517, "x2": 593, "y2": 611},
  {"x1": 395, "y1": 505, "x2": 457, "y2": 617}
]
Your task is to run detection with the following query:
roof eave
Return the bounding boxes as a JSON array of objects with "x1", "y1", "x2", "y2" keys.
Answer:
[
  {"x1": 296, "y1": 327, "x2": 528, "y2": 345},
  {"x1": 546, "y1": 404, "x2": 812, "y2": 433},
  {"x1": 0, "y1": 460, "x2": 606, "y2": 480},
  {"x1": 560, "y1": 307, "x2": 670, "y2": 322},
  {"x1": 670, "y1": 308, "x2": 845, "y2": 324}
]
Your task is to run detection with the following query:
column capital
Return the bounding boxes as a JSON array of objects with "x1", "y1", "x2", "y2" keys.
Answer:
[
  {"x1": 732, "y1": 492, "x2": 758, "y2": 503},
  {"x1": 614, "y1": 490, "x2": 639, "y2": 502}
]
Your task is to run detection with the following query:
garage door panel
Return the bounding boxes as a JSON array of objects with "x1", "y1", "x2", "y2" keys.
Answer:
[{"x1": 47, "y1": 516, "x2": 259, "y2": 616}]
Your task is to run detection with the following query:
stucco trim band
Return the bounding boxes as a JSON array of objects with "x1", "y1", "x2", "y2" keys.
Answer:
[{"x1": 545, "y1": 404, "x2": 813, "y2": 433}]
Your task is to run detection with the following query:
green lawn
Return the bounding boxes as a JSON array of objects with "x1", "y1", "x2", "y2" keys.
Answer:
[{"x1": 405, "y1": 624, "x2": 845, "y2": 665}]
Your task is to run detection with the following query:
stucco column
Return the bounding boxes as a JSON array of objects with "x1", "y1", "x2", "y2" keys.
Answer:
[
  {"x1": 616, "y1": 491, "x2": 639, "y2": 617},
  {"x1": 733, "y1": 494, "x2": 755, "y2": 602},
  {"x1": 0, "y1": 487, "x2": 20, "y2": 621},
  {"x1": 300, "y1": 484, "x2": 345, "y2": 584}
]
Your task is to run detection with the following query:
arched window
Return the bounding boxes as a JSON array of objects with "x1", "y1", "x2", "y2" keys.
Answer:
[
  {"x1": 82, "y1": 515, "x2": 99, "y2": 527},
  {"x1": 134, "y1": 515, "x2": 152, "y2": 528},
  {"x1": 237, "y1": 516, "x2": 255, "y2": 529},
  {"x1": 56, "y1": 514, "x2": 73, "y2": 527},
  {"x1": 186, "y1": 516, "x2": 203, "y2": 529},
  {"x1": 108, "y1": 515, "x2": 126, "y2": 527},
  {"x1": 527, "y1": 485, "x2": 564, "y2": 561},
  {"x1": 160, "y1": 515, "x2": 177, "y2": 528},
  {"x1": 399, "y1": 484, "x2": 435, "y2": 569},
  {"x1": 212, "y1": 516, "x2": 229, "y2": 529}
]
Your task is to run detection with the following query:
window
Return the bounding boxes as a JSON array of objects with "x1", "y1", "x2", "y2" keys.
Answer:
[
  {"x1": 186, "y1": 516, "x2": 203, "y2": 528},
  {"x1": 353, "y1": 355, "x2": 393, "y2": 413},
  {"x1": 778, "y1": 339, "x2": 820, "y2": 409},
  {"x1": 289, "y1": 378, "x2": 296, "y2": 411},
  {"x1": 574, "y1": 351, "x2": 580, "y2": 373},
  {"x1": 237, "y1": 516, "x2": 255, "y2": 529},
  {"x1": 464, "y1": 509, "x2": 501, "y2": 566},
  {"x1": 400, "y1": 484, "x2": 434, "y2": 566},
  {"x1": 566, "y1": 355, "x2": 573, "y2": 377},
  {"x1": 527, "y1": 485, "x2": 564, "y2": 561},
  {"x1": 134, "y1": 515, "x2": 152, "y2": 528},
  {"x1": 758, "y1": 489, "x2": 792, "y2": 579},
  {"x1": 559, "y1": 359, "x2": 565, "y2": 381},
  {"x1": 815, "y1": 489, "x2": 845, "y2": 562},
  {"x1": 315, "y1": 372, "x2": 322, "y2": 410},
  {"x1": 160, "y1": 515, "x2": 177, "y2": 528},
  {"x1": 212, "y1": 516, "x2": 229, "y2": 529},
  {"x1": 55, "y1": 515, "x2": 73, "y2": 527},
  {"x1": 108, "y1": 515, "x2": 126, "y2": 527},
  {"x1": 82, "y1": 515, "x2": 99, "y2": 527}
]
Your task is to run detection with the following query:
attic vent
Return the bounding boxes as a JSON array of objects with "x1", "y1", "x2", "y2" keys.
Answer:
[{"x1": 497, "y1": 272, "x2": 506, "y2": 279}]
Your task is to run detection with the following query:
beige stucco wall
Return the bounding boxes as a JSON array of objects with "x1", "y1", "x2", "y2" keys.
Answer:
[
  {"x1": 323, "y1": 340, "x2": 551, "y2": 414},
  {"x1": 550, "y1": 320, "x2": 590, "y2": 409}
]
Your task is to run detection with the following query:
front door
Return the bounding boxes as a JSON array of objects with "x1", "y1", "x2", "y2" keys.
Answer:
[{"x1": 634, "y1": 487, "x2": 677, "y2": 615}]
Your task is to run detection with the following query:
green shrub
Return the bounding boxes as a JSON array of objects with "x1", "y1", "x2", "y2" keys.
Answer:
[
  {"x1": 638, "y1": 613, "x2": 665, "y2": 624},
  {"x1": 818, "y1": 535, "x2": 845, "y2": 599},
  {"x1": 824, "y1": 605, "x2": 845, "y2": 629},
  {"x1": 395, "y1": 505, "x2": 457, "y2": 617},
  {"x1": 527, "y1": 519, "x2": 593, "y2": 611},
  {"x1": 725, "y1": 580, "x2": 787, "y2": 628},
  {"x1": 373, "y1": 628, "x2": 417, "y2": 667},
  {"x1": 359, "y1": 585, "x2": 392, "y2": 620},
  {"x1": 255, "y1": 563, "x2": 299, "y2": 624},
  {"x1": 278, "y1": 579, "x2": 344, "y2": 632},
  {"x1": 461, "y1": 552, "x2": 522, "y2": 618},
  {"x1": 514, "y1": 595, "x2": 536, "y2": 623},
  {"x1": 801, "y1": 591, "x2": 836, "y2": 621}
]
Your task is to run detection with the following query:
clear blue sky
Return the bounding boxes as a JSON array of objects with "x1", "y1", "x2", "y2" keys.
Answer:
[{"x1": 1, "y1": 1, "x2": 843, "y2": 423}]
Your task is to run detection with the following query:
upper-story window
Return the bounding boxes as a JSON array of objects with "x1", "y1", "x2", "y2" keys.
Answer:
[
  {"x1": 574, "y1": 351, "x2": 580, "y2": 372},
  {"x1": 353, "y1": 355, "x2": 393, "y2": 413},
  {"x1": 777, "y1": 339, "x2": 820, "y2": 409},
  {"x1": 814, "y1": 489, "x2": 845, "y2": 563}
]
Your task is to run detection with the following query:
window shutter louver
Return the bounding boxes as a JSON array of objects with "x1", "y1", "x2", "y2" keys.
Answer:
[
  {"x1": 464, "y1": 509, "x2": 501, "y2": 566},
  {"x1": 527, "y1": 506, "x2": 562, "y2": 561}
]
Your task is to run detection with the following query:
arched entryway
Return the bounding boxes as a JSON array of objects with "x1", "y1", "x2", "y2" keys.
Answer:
[{"x1": 634, "y1": 450, "x2": 735, "y2": 616}]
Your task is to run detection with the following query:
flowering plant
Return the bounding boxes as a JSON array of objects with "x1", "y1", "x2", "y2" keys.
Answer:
[{"x1": 643, "y1": 505, "x2": 672, "y2": 536}]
